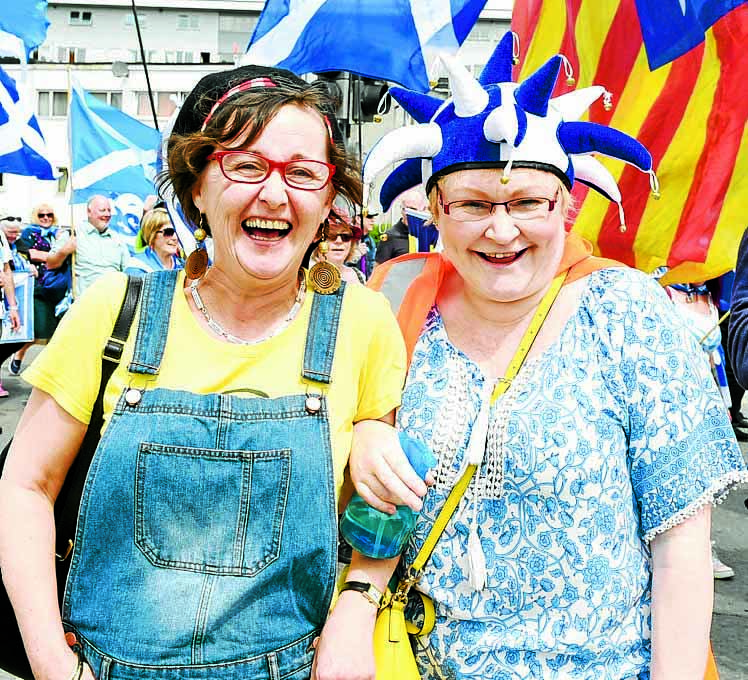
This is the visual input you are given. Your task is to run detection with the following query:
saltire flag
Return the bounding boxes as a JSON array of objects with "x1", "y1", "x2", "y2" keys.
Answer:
[
  {"x1": 0, "y1": 0, "x2": 50, "y2": 61},
  {"x1": 513, "y1": 1, "x2": 748, "y2": 285},
  {"x1": 69, "y1": 82, "x2": 161, "y2": 238},
  {"x1": 243, "y1": 0, "x2": 488, "y2": 93},
  {"x1": 635, "y1": 0, "x2": 747, "y2": 69},
  {"x1": 0, "y1": 65, "x2": 56, "y2": 180}
]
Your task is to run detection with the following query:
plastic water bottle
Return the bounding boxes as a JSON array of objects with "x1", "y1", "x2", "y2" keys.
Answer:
[{"x1": 340, "y1": 432, "x2": 436, "y2": 559}]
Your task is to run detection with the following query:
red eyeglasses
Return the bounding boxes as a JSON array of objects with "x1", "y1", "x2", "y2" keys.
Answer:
[{"x1": 207, "y1": 151, "x2": 336, "y2": 191}]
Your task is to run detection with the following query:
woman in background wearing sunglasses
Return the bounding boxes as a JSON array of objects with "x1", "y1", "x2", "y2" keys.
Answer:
[
  {"x1": 310, "y1": 212, "x2": 365, "y2": 285},
  {"x1": 126, "y1": 207, "x2": 184, "y2": 275}
]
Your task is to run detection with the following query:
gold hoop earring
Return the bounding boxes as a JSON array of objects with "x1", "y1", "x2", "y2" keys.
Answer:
[
  {"x1": 185, "y1": 214, "x2": 209, "y2": 279},
  {"x1": 308, "y1": 219, "x2": 341, "y2": 294}
]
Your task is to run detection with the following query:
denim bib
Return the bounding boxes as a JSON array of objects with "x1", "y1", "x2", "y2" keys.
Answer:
[{"x1": 63, "y1": 270, "x2": 343, "y2": 680}]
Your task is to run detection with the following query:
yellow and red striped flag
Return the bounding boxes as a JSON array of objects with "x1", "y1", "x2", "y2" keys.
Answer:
[{"x1": 512, "y1": 1, "x2": 748, "y2": 284}]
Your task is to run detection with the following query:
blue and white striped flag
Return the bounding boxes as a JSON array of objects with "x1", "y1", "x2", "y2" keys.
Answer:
[
  {"x1": 69, "y1": 82, "x2": 161, "y2": 207},
  {"x1": 0, "y1": 0, "x2": 50, "y2": 61},
  {"x1": 0, "y1": 65, "x2": 56, "y2": 180},
  {"x1": 243, "y1": 0, "x2": 488, "y2": 93}
]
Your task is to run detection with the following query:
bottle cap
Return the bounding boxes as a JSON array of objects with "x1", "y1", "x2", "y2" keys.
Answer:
[{"x1": 398, "y1": 431, "x2": 436, "y2": 480}]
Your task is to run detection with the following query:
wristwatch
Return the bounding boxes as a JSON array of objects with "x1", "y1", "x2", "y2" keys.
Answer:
[{"x1": 339, "y1": 580, "x2": 384, "y2": 608}]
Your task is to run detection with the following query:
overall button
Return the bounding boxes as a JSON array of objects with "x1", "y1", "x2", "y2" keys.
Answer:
[
  {"x1": 305, "y1": 395, "x2": 322, "y2": 413},
  {"x1": 125, "y1": 388, "x2": 142, "y2": 406}
]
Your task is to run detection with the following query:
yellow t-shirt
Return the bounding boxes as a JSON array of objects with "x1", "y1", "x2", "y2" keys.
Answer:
[{"x1": 24, "y1": 271, "x2": 406, "y2": 499}]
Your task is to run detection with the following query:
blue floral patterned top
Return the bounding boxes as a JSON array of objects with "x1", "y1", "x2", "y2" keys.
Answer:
[{"x1": 397, "y1": 268, "x2": 747, "y2": 680}]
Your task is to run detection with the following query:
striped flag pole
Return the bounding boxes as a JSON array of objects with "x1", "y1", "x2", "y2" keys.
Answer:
[{"x1": 513, "y1": 1, "x2": 748, "y2": 285}]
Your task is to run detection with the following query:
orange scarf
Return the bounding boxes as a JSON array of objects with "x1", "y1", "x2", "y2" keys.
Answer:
[{"x1": 369, "y1": 232, "x2": 622, "y2": 363}]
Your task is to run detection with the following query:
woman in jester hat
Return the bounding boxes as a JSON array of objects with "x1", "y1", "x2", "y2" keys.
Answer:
[{"x1": 344, "y1": 33, "x2": 747, "y2": 680}]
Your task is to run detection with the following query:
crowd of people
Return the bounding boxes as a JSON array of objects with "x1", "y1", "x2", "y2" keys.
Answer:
[{"x1": 0, "y1": 29, "x2": 746, "y2": 680}]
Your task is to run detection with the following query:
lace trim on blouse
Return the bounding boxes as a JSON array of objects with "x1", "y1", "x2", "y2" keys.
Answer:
[{"x1": 643, "y1": 468, "x2": 748, "y2": 543}]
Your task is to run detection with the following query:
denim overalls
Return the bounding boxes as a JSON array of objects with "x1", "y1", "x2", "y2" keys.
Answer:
[{"x1": 63, "y1": 270, "x2": 343, "y2": 680}]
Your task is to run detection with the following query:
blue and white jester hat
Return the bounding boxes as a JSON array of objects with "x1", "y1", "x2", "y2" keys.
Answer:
[{"x1": 363, "y1": 32, "x2": 659, "y2": 232}]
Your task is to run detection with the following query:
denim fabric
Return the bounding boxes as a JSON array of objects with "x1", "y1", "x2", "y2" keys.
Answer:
[
  {"x1": 128, "y1": 270, "x2": 177, "y2": 375},
  {"x1": 63, "y1": 272, "x2": 344, "y2": 679},
  {"x1": 302, "y1": 281, "x2": 345, "y2": 384}
]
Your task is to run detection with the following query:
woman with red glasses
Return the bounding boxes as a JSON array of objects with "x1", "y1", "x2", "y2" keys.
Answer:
[
  {"x1": 0, "y1": 65, "x2": 405, "y2": 680},
  {"x1": 125, "y1": 207, "x2": 184, "y2": 275}
]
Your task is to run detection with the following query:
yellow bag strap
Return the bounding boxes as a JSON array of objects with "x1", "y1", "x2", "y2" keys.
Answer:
[{"x1": 407, "y1": 272, "x2": 566, "y2": 577}]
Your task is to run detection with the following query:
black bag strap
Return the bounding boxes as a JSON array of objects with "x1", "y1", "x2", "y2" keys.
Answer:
[{"x1": 53, "y1": 275, "x2": 142, "y2": 581}]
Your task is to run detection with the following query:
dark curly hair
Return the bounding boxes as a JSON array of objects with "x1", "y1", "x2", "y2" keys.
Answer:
[{"x1": 159, "y1": 71, "x2": 361, "y2": 232}]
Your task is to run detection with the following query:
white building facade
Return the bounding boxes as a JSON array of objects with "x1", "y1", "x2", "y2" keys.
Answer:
[{"x1": 1, "y1": 0, "x2": 511, "y2": 223}]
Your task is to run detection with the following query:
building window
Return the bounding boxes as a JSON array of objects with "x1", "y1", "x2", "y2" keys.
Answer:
[
  {"x1": 53, "y1": 92, "x2": 68, "y2": 116},
  {"x1": 57, "y1": 47, "x2": 86, "y2": 63},
  {"x1": 38, "y1": 91, "x2": 50, "y2": 117},
  {"x1": 466, "y1": 21, "x2": 503, "y2": 43},
  {"x1": 69, "y1": 10, "x2": 92, "y2": 26},
  {"x1": 137, "y1": 92, "x2": 182, "y2": 118},
  {"x1": 176, "y1": 14, "x2": 199, "y2": 30},
  {"x1": 166, "y1": 50, "x2": 194, "y2": 64},
  {"x1": 38, "y1": 91, "x2": 69, "y2": 117},
  {"x1": 218, "y1": 15, "x2": 257, "y2": 33},
  {"x1": 89, "y1": 92, "x2": 123, "y2": 109},
  {"x1": 124, "y1": 13, "x2": 148, "y2": 29}
]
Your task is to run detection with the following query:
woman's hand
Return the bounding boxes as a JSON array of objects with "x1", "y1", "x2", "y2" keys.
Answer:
[
  {"x1": 350, "y1": 419, "x2": 430, "y2": 514},
  {"x1": 9, "y1": 308, "x2": 21, "y2": 331},
  {"x1": 311, "y1": 591, "x2": 378, "y2": 680}
]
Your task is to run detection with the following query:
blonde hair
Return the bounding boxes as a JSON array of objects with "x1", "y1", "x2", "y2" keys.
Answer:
[
  {"x1": 140, "y1": 208, "x2": 171, "y2": 247},
  {"x1": 31, "y1": 203, "x2": 57, "y2": 225}
]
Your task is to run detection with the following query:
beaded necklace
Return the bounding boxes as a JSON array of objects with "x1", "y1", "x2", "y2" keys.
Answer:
[{"x1": 189, "y1": 276, "x2": 306, "y2": 345}]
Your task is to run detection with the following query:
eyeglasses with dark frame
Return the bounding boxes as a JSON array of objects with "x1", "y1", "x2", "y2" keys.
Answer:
[
  {"x1": 439, "y1": 190, "x2": 560, "y2": 223},
  {"x1": 207, "y1": 150, "x2": 336, "y2": 191},
  {"x1": 328, "y1": 232, "x2": 353, "y2": 243}
]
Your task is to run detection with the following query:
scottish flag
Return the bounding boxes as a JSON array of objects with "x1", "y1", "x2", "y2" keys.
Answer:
[
  {"x1": 635, "y1": 0, "x2": 746, "y2": 69},
  {"x1": 244, "y1": 0, "x2": 488, "y2": 93},
  {"x1": 0, "y1": 66, "x2": 56, "y2": 180},
  {"x1": 0, "y1": 0, "x2": 50, "y2": 60},
  {"x1": 70, "y1": 83, "x2": 161, "y2": 203},
  {"x1": 69, "y1": 83, "x2": 162, "y2": 238}
]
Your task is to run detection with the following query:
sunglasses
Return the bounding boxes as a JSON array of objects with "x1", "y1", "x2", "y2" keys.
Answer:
[
  {"x1": 157, "y1": 227, "x2": 176, "y2": 237},
  {"x1": 2, "y1": 216, "x2": 22, "y2": 222},
  {"x1": 38, "y1": 212, "x2": 54, "y2": 218},
  {"x1": 328, "y1": 232, "x2": 353, "y2": 243}
]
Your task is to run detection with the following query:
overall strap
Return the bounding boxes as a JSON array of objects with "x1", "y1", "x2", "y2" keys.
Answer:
[
  {"x1": 128, "y1": 269, "x2": 179, "y2": 375},
  {"x1": 302, "y1": 282, "x2": 346, "y2": 385}
]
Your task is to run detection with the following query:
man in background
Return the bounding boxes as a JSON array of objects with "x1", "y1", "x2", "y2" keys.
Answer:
[
  {"x1": 374, "y1": 188, "x2": 429, "y2": 265},
  {"x1": 50, "y1": 195, "x2": 129, "y2": 298}
]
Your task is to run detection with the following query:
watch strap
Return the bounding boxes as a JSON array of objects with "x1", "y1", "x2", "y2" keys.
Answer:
[{"x1": 339, "y1": 580, "x2": 384, "y2": 608}]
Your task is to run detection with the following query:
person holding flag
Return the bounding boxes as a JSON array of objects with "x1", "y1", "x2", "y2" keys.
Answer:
[{"x1": 351, "y1": 33, "x2": 746, "y2": 680}]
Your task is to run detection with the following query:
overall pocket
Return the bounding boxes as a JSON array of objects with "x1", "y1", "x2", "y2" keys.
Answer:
[{"x1": 134, "y1": 442, "x2": 291, "y2": 576}]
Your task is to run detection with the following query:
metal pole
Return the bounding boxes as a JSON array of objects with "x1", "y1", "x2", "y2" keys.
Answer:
[{"x1": 130, "y1": 0, "x2": 159, "y2": 130}]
